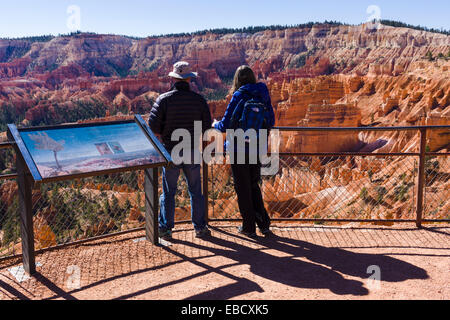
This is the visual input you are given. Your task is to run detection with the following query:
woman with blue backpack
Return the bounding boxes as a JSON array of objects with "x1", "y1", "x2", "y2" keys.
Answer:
[{"x1": 213, "y1": 65, "x2": 275, "y2": 238}]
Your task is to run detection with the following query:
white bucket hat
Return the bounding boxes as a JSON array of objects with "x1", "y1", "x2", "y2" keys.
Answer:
[{"x1": 168, "y1": 61, "x2": 198, "y2": 80}]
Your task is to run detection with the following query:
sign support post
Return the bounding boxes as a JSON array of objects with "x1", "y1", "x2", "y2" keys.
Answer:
[
  {"x1": 16, "y1": 155, "x2": 37, "y2": 275},
  {"x1": 145, "y1": 168, "x2": 159, "y2": 244}
]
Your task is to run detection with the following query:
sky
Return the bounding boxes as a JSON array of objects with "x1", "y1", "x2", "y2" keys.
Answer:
[{"x1": 0, "y1": 0, "x2": 449, "y2": 38}]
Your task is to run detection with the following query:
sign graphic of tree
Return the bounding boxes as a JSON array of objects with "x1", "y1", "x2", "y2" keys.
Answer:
[{"x1": 28, "y1": 132, "x2": 65, "y2": 170}]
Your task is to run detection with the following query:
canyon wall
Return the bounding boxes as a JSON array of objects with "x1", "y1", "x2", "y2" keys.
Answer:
[
  {"x1": 1, "y1": 23, "x2": 449, "y2": 82},
  {"x1": 0, "y1": 23, "x2": 449, "y2": 152}
]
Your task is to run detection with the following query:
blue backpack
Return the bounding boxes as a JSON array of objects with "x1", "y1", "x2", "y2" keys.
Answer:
[{"x1": 230, "y1": 89, "x2": 269, "y2": 133}]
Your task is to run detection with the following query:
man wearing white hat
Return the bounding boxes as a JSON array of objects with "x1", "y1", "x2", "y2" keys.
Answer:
[{"x1": 149, "y1": 61, "x2": 212, "y2": 240}]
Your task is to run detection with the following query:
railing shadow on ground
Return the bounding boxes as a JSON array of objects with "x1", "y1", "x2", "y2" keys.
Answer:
[
  {"x1": 111, "y1": 226, "x2": 434, "y2": 300},
  {"x1": 2, "y1": 223, "x2": 449, "y2": 300},
  {"x1": 178, "y1": 228, "x2": 430, "y2": 299},
  {"x1": 57, "y1": 228, "x2": 450, "y2": 299},
  {"x1": 0, "y1": 278, "x2": 31, "y2": 300}
]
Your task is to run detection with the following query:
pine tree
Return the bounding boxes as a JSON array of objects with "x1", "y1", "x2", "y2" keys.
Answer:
[
  {"x1": 124, "y1": 199, "x2": 132, "y2": 211},
  {"x1": 110, "y1": 196, "x2": 121, "y2": 219},
  {"x1": 2, "y1": 199, "x2": 20, "y2": 245},
  {"x1": 103, "y1": 199, "x2": 111, "y2": 217},
  {"x1": 122, "y1": 199, "x2": 132, "y2": 220}
]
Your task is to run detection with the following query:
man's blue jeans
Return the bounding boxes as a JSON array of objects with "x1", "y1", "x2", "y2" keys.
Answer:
[{"x1": 159, "y1": 163, "x2": 207, "y2": 232}]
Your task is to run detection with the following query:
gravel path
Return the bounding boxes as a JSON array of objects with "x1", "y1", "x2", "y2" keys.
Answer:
[{"x1": 0, "y1": 222, "x2": 449, "y2": 300}]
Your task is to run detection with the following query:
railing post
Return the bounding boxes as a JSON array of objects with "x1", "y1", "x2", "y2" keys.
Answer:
[
  {"x1": 416, "y1": 128, "x2": 427, "y2": 228},
  {"x1": 202, "y1": 141, "x2": 209, "y2": 224},
  {"x1": 145, "y1": 168, "x2": 159, "y2": 244},
  {"x1": 6, "y1": 128, "x2": 36, "y2": 275},
  {"x1": 15, "y1": 155, "x2": 36, "y2": 275}
]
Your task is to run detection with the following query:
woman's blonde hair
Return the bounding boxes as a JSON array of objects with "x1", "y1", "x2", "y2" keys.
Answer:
[{"x1": 230, "y1": 65, "x2": 257, "y2": 94}]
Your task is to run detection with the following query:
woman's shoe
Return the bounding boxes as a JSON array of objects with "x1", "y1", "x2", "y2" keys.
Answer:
[
  {"x1": 260, "y1": 227, "x2": 273, "y2": 236},
  {"x1": 237, "y1": 226, "x2": 257, "y2": 239},
  {"x1": 196, "y1": 227, "x2": 211, "y2": 239}
]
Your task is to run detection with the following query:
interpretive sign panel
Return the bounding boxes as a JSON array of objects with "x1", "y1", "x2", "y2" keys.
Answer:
[{"x1": 7, "y1": 116, "x2": 171, "y2": 184}]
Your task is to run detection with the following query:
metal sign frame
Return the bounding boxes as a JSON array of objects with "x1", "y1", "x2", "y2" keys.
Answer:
[
  {"x1": 6, "y1": 116, "x2": 170, "y2": 275},
  {"x1": 7, "y1": 116, "x2": 172, "y2": 185}
]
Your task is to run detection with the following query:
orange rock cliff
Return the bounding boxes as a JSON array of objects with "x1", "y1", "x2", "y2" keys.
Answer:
[{"x1": 0, "y1": 23, "x2": 449, "y2": 153}]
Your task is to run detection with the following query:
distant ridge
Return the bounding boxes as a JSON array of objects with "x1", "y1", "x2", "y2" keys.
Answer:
[
  {"x1": 2, "y1": 20, "x2": 449, "y2": 42},
  {"x1": 379, "y1": 20, "x2": 450, "y2": 36}
]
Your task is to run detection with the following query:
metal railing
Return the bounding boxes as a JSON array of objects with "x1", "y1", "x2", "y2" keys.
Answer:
[
  {"x1": 0, "y1": 170, "x2": 150, "y2": 261},
  {"x1": 1, "y1": 125, "x2": 449, "y2": 262},
  {"x1": 203, "y1": 126, "x2": 450, "y2": 227}
]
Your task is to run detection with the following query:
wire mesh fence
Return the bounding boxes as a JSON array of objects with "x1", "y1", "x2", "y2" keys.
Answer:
[
  {"x1": 0, "y1": 167, "x2": 198, "y2": 260},
  {"x1": 1, "y1": 171, "x2": 143, "y2": 259},
  {"x1": 0, "y1": 145, "x2": 20, "y2": 259},
  {"x1": 207, "y1": 155, "x2": 423, "y2": 223},
  {"x1": 0, "y1": 180, "x2": 20, "y2": 259},
  {"x1": 423, "y1": 155, "x2": 449, "y2": 220}
]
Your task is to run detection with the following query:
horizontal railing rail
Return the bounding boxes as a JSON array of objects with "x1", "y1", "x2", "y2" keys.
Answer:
[
  {"x1": 0, "y1": 173, "x2": 18, "y2": 180},
  {"x1": 0, "y1": 141, "x2": 14, "y2": 149},
  {"x1": 273, "y1": 125, "x2": 450, "y2": 131}
]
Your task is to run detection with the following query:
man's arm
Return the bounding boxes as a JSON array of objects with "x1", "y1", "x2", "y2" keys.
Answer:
[
  {"x1": 201, "y1": 98, "x2": 212, "y2": 133},
  {"x1": 148, "y1": 97, "x2": 165, "y2": 135}
]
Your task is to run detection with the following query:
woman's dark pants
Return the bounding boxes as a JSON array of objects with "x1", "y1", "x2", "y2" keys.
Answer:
[{"x1": 231, "y1": 159, "x2": 271, "y2": 233}]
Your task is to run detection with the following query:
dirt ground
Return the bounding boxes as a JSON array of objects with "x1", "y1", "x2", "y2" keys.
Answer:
[{"x1": 0, "y1": 222, "x2": 449, "y2": 300}]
